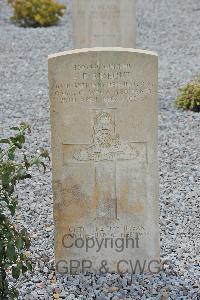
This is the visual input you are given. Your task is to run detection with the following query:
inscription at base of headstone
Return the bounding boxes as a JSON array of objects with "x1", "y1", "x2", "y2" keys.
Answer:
[
  {"x1": 72, "y1": 0, "x2": 136, "y2": 48},
  {"x1": 48, "y1": 48, "x2": 160, "y2": 274}
]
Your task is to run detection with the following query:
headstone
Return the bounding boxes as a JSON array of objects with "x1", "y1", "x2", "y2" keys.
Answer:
[
  {"x1": 72, "y1": 0, "x2": 136, "y2": 48},
  {"x1": 48, "y1": 48, "x2": 160, "y2": 274}
]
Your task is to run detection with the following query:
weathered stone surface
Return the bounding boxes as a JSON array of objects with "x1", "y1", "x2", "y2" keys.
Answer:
[
  {"x1": 72, "y1": 0, "x2": 136, "y2": 48},
  {"x1": 48, "y1": 48, "x2": 159, "y2": 274}
]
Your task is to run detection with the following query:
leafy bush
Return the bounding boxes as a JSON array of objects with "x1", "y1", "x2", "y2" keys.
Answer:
[
  {"x1": 176, "y1": 77, "x2": 200, "y2": 112},
  {"x1": 8, "y1": 0, "x2": 66, "y2": 27},
  {"x1": 0, "y1": 123, "x2": 50, "y2": 299}
]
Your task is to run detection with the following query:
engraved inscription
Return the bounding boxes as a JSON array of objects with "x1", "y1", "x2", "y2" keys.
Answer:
[
  {"x1": 51, "y1": 63, "x2": 155, "y2": 105},
  {"x1": 65, "y1": 224, "x2": 146, "y2": 239}
]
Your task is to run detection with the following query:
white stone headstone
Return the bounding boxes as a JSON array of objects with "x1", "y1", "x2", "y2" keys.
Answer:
[
  {"x1": 72, "y1": 0, "x2": 136, "y2": 48},
  {"x1": 48, "y1": 48, "x2": 160, "y2": 274}
]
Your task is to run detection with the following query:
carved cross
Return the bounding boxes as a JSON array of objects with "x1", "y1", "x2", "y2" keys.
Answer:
[{"x1": 63, "y1": 109, "x2": 144, "y2": 221}]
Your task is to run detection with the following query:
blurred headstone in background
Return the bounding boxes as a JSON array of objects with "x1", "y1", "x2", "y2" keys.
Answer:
[{"x1": 72, "y1": 0, "x2": 136, "y2": 48}]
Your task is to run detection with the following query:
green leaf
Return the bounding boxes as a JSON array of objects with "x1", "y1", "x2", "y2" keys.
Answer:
[
  {"x1": 0, "y1": 138, "x2": 10, "y2": 144},
  {"x1": 17, "y1": 134, "x2": 25, "y2": 144},
  {"x1": 20, "y1": 122, "x2": 31, "y2": 133},
  {"x1": 40, "y1": 148, "x2": 50, "y2": 159},
  {"x1": 12, "y1": 265, "x2": 21, "y2": 279},
  {"x1": 20, "y1": 229, "x2": 31, "y2": 248},
  {"x1": 26, "y1": 261, "x2": 32, "y2": 271},
  {"x1": 0, "y1": 240, "x2": 4, "y2": 260},
  {"x1": 23, "y1": 236, "x2": 31, "y2": 249},
  {"x1": 22, "y1": 264, "x2": 28, "y2": 274},
  {"x1": 10, "y1": 136, "x2": 23, "y2": 149},
  {"x1": 20, "y1": 253, "x2": 26, "y2": 261},
  {"x1": 40, "y1": 161, "x2": 46, "y2": 173},
  {"x1": 17, "y1": 168, "x2": 31, "y2": 180},
  {"x1": 0, "y1": 212, "x2": 6, "y2": 222},
  {"x1": 10, "y1": 126, "x2": 20, "y2": 131},
  {"x1": 23, "y1": 154, "x2": 31, "y2": 170},
  {"x1": 20, "y1": 228, "x2": 27, "y2": 236},
  {"x1": 8, "y1": 146, "x2": 16, "y2": 160},
  {"x1": 1, "y1": 163, "x2": 15, "y2": 189},
  {"x1": 15, "y1": 236, "x2": 24, "y2": 250},
  {"x1": 8, "y1": 199, "x2": 17, "y2": 216},
  {"x1": 0, "y1": 274, "x2": 3, "y2": 290},
  {"x1": 6, "y1": 242, "x2": 17, "y2": 262}
]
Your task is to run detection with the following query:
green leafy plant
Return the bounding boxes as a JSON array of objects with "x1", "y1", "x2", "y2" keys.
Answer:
[
  {"x1": 8, "y1": 0, "x2": 66, "y2": 27},
  {"x1": 176, "y1": 77, "x2": 200, "y2": 112},
  {"x1": 0, "y1": 123, "x2": 50, "y2": 299}
]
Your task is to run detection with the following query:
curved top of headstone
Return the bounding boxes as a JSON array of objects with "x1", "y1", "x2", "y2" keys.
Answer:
[{"x1": 48, "y1": 47, "x2": 158, "y2": 60}]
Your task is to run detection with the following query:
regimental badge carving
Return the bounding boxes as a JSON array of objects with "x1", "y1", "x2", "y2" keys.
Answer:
[{"x1": 74, "y1": 111, "x2": 138, "y2": 161}]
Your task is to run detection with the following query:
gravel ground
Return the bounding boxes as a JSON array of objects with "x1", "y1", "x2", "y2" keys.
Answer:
[{"x1": 0, "y1": 0, "x2": 200, "y2": 299}]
